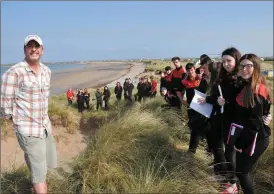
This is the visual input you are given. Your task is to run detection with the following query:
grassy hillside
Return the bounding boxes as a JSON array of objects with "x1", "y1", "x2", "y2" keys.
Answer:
[{"x1": 1, "y1": 62, "x2": 273, "y2": 194}]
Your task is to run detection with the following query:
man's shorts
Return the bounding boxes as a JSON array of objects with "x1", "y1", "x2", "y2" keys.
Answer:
[{"x1": 16, "y1": 130, "x2": 57, "y2": 184}]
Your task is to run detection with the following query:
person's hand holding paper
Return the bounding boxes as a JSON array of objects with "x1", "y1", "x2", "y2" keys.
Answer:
[
  {"x1": 197, "y1": 97, "x2": 206, "y2": 104},
  {"x1": 217, "y1": 96, "x2": 226, "y2": 106}
]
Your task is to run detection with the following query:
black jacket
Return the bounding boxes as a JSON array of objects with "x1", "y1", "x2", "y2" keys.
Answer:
[
  {"x1": 163, "y1": 92, "x2": 181, "y2": 108},
  {"x1": 182, "y1": 75, "x2": 210, "y2": 128},
  {"x1": 114, "y1": 86, "x2": 123, "y2": 96},
  {"x1": 170, "y1": 66, "x2": 187, "y2": 94},
  {"x1": 103, "y1": 90, "x2": 111, "y2": 101},
  {"x1": 233, "y1": 83, "x2": 271, "y2": 150},
  {"x1": 206, "y1": 74, "x2": 241, "y2": 119},
  {"x1": 77, "y1": 93, "x2": 85, "y2": 103}
]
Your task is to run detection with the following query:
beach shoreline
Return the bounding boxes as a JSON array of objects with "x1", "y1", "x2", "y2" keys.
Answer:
[{"x1": 50, "y1": 62, "x2": 145, "y2": 95}]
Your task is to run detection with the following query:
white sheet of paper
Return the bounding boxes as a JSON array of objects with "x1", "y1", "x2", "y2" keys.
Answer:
[
  {"x1": 231, "y1": 126, "x2": 236, "y2": 136},
  {"x1": 189, "y1": 89, "x2": 213, "y2": 118}
]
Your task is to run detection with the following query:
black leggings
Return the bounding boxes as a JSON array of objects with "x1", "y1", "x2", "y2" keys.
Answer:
[
  {"x1": 188, "y1": 125, "x2": 211, "y2": 153},
  {"x1": 187, "y1": 109, "x2": 211, "y2": 153},
  {"x1": 96, "y1": 101, "x2": 102, "y2": 110},
  {"x1": 207, "y1": 115, "x2": 227, "y2": 175},
  {"x1": 78, "y1": 101, "x2": 84, "y2": 113},
  {"x1": 104, "y1": 100, "x2": 109, "y2": 110},
  {"x1": 222, "y1": 117, "x2": 237, "y2": 184},
  {"x1": 236, "y1": 137, "x2": 269, "y2": 194}
]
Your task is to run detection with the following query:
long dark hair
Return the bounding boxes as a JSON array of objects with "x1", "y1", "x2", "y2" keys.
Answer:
[
  {"x1": 208, "y1": 61, "x2": 222, "y2": 86},
  {"x1": 216, "y1": 47, "x2": 241, "y2": 84}
]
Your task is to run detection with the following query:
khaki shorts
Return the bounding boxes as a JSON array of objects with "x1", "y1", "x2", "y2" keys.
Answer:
[{"x1": 16, "y1": 130, "x2": 57, "y2": 184}]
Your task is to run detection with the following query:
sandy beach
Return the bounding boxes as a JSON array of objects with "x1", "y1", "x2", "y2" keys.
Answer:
[{"x1": 50, "y1": 62, "x2": 143, "y2": 95}]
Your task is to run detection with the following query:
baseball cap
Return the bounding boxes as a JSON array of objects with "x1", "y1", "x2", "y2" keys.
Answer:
[
  {"x1": 24, "y1": 35, "x2": 43, "y2": 46},
  {"x1": 160, "y1": 87, "x2": 167, "y2": 92}
]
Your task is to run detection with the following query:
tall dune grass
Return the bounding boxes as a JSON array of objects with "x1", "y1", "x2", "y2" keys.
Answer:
[{"x1": 1, "y1": 61, "x2": 273, "y2": 193}]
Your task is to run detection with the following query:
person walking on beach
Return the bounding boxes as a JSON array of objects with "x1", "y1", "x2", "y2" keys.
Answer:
[
  {"x1": 83, "y1": 88, "x2": 90, "y2": 109},
  {"x1": 95, "y1": 88, "x2": 103, "y2": 110},
  {"x1": 114, "y1": 82, "x2": 123, "y2": 101},
  {"x1": 67, "y1": 88, "x2": 74, "y2": 105},
  {"x1": 0, "y1": 35, "x2": 57, "y2": 194},
  {"x1": 103, "y1": 86, "x2": 111, "y2": 110}
]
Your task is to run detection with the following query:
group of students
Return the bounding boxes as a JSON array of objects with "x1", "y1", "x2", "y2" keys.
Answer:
[
  {"x1": 66, "y1": 86, "x2": 111, "y2": 112},
  {"x1": 66, "y1": 88, "x2": 90, "y2": 113},
  {"x1": 114, "y1": 77, "x2": 158, "y2": 102},
  {"x1": 159, "y1": 50, "x2": 272, "y2": 194},
  {"x1": 66, "y1": 76, "x2": 159, "y2": 113}
]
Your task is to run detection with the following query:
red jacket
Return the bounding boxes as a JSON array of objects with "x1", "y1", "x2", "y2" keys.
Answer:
[
  {"x1": 67, "y1": 89, "x2": 74, "y2": 100},
  {"x1": 151, "y1": 80, "x2": 157, "y2": 92}
]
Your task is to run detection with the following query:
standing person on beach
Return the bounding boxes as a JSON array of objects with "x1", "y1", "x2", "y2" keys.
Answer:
[
  {"x1": 181, "y1": 63, "x2": 210, "y2": 154},
  {"x1": 134, "y1": 78, "x2": 142, "y2": 101},
  {"x1": 103, "y1": 86, "x2": 111, "y2": 110},
  {"x1": 137, "y1": 77, "x2": 145, "y2": 102},
  {"x1": 77, "y1": 89, "x2": 85, "y2": 113},
  {"x1": 0, "y1": 35, "x2": 57, "y2": 194},
  {"x1": 143, "y1": 77, "x2": 152, "y2": 100},
  {"x1": 83, "y1": 88, "x2": 90, "y2": 109},
  {"x1": 127, "y1": 78, "x2": 135, "y2": 101},
  {"x1": 170, "y1": 57, "x2": 187, "y2": 108},
  {"x1": 160, "y1": 66, "x2": 173, "y2": 92},
  {"x1": 150, "y1": 76, "x2": 157, "y2": 97},
  {"x1": 95, "y1": 88, "x2": 103, "y2": 110},
  {"x1": 198, "y1": 47, "x2": 242, "y2": 193},
  {"x1": 123, "y1": 78, "x2": 129, "y2": 100},
  {"x1": 231, "y1": 54, "x2": 272, "y2": 194},
  {"x1": 76, "y1": 88, "x2": 80, "y2": 104},
  {"x1": 67, "y1": 88, "x2": 74, "y2": 105},
  {"x1": 114, "y1": 82, "x2": 123, "y2": 101}
]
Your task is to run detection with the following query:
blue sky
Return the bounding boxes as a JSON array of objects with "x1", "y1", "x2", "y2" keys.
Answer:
[{"x1": 1, "y1": 1, "x2": 273, "y2": 64}]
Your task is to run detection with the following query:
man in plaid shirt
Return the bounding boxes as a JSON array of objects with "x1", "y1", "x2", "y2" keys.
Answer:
[{"x1": 1, "y1": 35, "x2": 57, "y2": 194}]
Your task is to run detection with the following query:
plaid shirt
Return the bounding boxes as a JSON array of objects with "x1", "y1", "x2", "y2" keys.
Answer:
[{"x1": 1, "y1": 60, "x2": 52, "y2": 138}]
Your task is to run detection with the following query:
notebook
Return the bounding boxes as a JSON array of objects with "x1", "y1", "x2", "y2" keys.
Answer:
[{"x1": 226, "y1": 123, "x2": 244, "y2": 146}]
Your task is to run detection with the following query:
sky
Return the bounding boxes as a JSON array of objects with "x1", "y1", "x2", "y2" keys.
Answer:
[{"x1": 1, "y1": 1, "x2": 273, "y2": 64}]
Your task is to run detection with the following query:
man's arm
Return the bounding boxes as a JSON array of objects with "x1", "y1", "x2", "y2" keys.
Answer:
[{"x1": 0, "y1": 70, "x2": 18, "y2": 119}]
